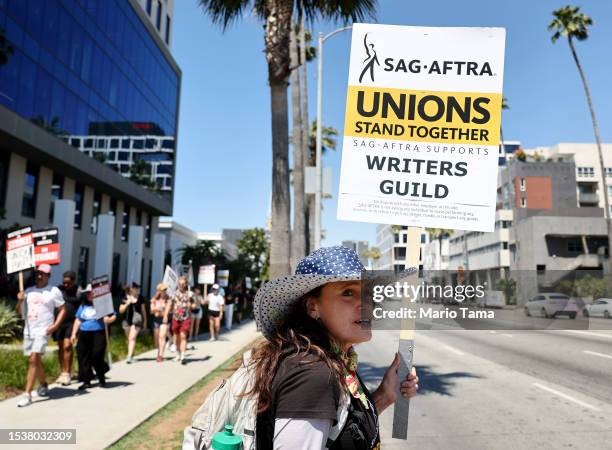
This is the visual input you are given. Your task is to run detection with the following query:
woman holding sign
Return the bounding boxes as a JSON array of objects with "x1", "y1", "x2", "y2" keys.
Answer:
[
  {"x1": 251, "y1": 246, "x2": 419, "y2": 449},
  {"x1": 70, "y1": 284, "x2": 116, "y2": 390}
]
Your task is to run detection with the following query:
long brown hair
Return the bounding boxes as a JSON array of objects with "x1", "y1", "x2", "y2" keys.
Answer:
[{"x1": 247, "y1": 286, "x2": 347, "y2": 413}]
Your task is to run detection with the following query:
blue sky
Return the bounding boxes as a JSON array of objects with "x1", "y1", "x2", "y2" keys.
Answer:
[{"x1": 170, "y1": 0, "x2": 612, "y2": 247}]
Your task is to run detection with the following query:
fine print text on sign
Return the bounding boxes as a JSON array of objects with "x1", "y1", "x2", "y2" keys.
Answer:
[
  {"x1": 163, "y1": 265, "x2": 178, "y2": 296},
  {"x1": 33, "y1": 228, "x2": 61, "y2": 266},
  {"x1": 5, "y1": 226, "x2": 35, "y2": 274},
  {"x1": 198, "y1": 265, "x2": 215, "y2": 285},
  {"x1": 92, "y1": 275, "x2": 114, "y2": 319},
  {"x1": 338, "y1": 24, "x2": 506, "y2": 232},
  {"x1": 216, "y1": 270, "x2": 229, "y2": 288}
]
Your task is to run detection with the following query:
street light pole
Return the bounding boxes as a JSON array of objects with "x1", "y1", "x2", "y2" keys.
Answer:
[{"x1": 315, "y1": 26, "x2": 352, "y2": 250}]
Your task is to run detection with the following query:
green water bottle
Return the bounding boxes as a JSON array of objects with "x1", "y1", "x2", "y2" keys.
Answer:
[{"x1": 212, "y1": 424, "x2": 242, "y2": 450}]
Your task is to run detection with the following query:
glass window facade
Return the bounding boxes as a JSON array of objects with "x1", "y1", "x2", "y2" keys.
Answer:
[
  {"x1": 78, "y1": 246, "x2": 89, "y2": 287},
  {"x1": 0, "y1": 0, "x2": 179, "y2": 199},
  {"x1": 165, "y1": 15, "x2": 170, "y2": 44},
  {"x1": 145, "y1": 214, "x2": 152, "y2": 247},
  {"x1": 22, "y1": 161, "x2": 39, "y2": 217},
  {"x1": 74, "y1": 182, "x2": 84, "y2": 228},
  {"x1": 121, "y1": 205, "x2": 130, "y2": 241},
  {"x1": 0, "y1": 152, "x2": 9, "y2": 210},
  {"x1": 91, "y1": 191, "x2": 101, "y2": 233},
  {"x1": 49, "y1": 173, "x2": 64, "y2": 221},
  {"x1": 156, "y1": 1, "x2": 162, "y2": 31}
]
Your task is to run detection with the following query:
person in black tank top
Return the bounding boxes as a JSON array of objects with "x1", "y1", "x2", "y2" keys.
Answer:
[{"x1": 250, "y1": 246, "x2": 419, "y2": 449}]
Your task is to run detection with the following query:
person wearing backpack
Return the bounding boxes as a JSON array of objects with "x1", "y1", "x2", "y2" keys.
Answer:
[{"x1": 184, "y1": 246, "x2": 419, "y2": 449}]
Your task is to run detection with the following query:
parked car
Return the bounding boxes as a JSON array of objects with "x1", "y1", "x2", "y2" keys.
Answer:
[
  {"x1": 524, "y1": 293, "x2": 577, "y2": 319},
  {"x1": 583, "y1": 298, "x2": 612, "y2": 319}
]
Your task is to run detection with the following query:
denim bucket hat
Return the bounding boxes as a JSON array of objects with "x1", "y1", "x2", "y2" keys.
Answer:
[{"x1": 254, "y1": 246, "x2": 366, "y2": 340}]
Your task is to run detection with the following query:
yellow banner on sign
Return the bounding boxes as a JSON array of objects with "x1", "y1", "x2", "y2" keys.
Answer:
[{"x1": 344, "y1": 85, "x2": 502, "y2": 145}]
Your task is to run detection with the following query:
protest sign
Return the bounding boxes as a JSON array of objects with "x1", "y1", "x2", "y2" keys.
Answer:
[
  {"x1": 33, "y1": 228, "x2": 61, "y2": 265},
  {"x1": 5, "y1": 226, "x2": 35, "y2": 275},
  {"x1": 198, "y1": 265, "x2": 215, "y2": 285},
  {"x1": 163, "y1": 265, "x2": 178, "y2": 296},
  {"x1": 91, "y1": 275, "x2": 114, "y2": 319},
  {"x1": 187, "y1": 264, "x2": 195, "y2": 287},
  {"x1": 338, "y1": 24, "x2": 506, "y2": 232},
  {"x1": 216, "y1": 270, "x2": 229, "y2": 288}
]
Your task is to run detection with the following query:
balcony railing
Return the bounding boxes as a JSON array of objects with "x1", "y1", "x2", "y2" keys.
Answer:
[{"x1": 578, "y1": 192, "x2": 599, "y2": 204}]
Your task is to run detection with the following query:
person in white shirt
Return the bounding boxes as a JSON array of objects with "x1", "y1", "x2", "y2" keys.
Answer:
[
  {"x1": 204, "y1": 284, "x2": 224, "y2": 341},
  {"x1": 15, "y1": 264, "x2": 66, "y2": 407}
]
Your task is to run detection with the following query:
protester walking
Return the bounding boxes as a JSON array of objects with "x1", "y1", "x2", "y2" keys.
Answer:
[
  {"x1": 119, "y1": 282, "x2": 147, "y2": 364},
  {"x1": 150, "y1": 283, "x2": 170, "y2": 362},
  {"x1": 224, "y1": 285, "x2": 236, "y2": 331},
  {"x1": 15, "y1": 264, "x2": 66, "y2": 407},
  {"x1": 167, "y1": 276, "x2": 193, "y2": 364},
  {"x1": 204, "y1": 283, "x2": 224, "y2": 341},
  {"x1": 189, "y1": 287, "x2": 204, "y2": 344},
  {"x1": 53, "y1": 270, "x2": 81, "y2": 386},
  {"x1": 251, "y1": 246, "x2": 419, "y2": 448},
  {"x1": 70, "y1": 284, "x2": 116, "y2": 390}
]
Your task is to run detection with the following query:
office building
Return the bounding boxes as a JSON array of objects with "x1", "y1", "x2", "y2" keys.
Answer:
[
  {"x1": 373, "y1": 225, "x2": 428, "y2": 271},
  {"x1": 0, "y1": 0, "x2": 181, "y2": 296},
  {"x1": 136, "y1": 0, "x2": 174, "y2": 47},
  {"x1": 67, "y1": 121, "x2": 175, "y2": 198},
  {"x1": 341, "y1": 240, "x2": 369, "y2": 267},
  {"x1": 447, "y1": 150, "x2": 607, "y2": 298}
]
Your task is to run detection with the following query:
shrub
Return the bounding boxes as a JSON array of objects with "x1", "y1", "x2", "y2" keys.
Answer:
[{"x1": 0, "y1": 301, "x2": 20, "y2": 343}]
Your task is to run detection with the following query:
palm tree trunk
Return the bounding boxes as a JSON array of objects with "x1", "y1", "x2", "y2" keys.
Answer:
[
  {"x1": 269, "y1": 81, "x2": 291, "y2": 277},
  {"x1": 290, "y1": 20, "x2": 306, "y2": 270},
  {"x1": 568, "y1": 36, "x2": 612, "y2": 261},
  {"x1": 265, "y1": 0, "x2": 293, "y2": 277},
  {"x1": 299, "y1": 15, "x2": 312, "y2": 255}
]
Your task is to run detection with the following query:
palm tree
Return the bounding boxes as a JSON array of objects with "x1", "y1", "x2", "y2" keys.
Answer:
[
  {"x1": 363, "y1": 246, "x2": 381, "y2": 268},
  {"x1": 549, "y1": 6, "x2": 612, "y2": 263},
  {"x1": 425, "y1": 228, "x2": 453, "y2": 270},
  {"x1": 197, "y1": 1, "x2": 377, "y2": 277},
  {"x1": 307, "y1": 120, "x2": 338, "y2": 161},
  {"x1": 306, "y1": 120, "x2": 338, "y2": 249},
  {"x1": 180, "y1": 241, "x2": 227, "y2": 279},
  {"x1": 299, "y1": 16, "x2": 312, "y2": 254},
  {"x1": 290, "y1": 20, "x2": 305, "y2": 269}
]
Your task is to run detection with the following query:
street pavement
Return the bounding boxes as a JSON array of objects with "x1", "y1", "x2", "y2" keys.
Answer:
[
  {"x1": 358, "y1": 327, "x2": 612, "y2": 449},
  {"x1": 0, "y1": 321, "x2": 259, "y2": 450}
]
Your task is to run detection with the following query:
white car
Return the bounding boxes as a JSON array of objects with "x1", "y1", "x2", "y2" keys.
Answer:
[
  {"x1": 584, "y1": 299, "x2": 612, "y2": 319},
  {"x1": 524, "y1": 293, "x2": 577, "y2": 319}
]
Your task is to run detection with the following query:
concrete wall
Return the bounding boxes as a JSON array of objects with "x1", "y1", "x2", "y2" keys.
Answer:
[{"x1": 513, "y1": 216, "x2": 607, "y2": 272}]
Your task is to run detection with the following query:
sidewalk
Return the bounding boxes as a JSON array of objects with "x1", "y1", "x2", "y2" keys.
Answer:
[{"x1": 0, "y1": 321, "x2": 260, "y2": 450}]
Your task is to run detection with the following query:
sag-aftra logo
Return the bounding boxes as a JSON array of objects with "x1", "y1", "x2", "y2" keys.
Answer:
[{"x1": 359, "y1": 33, "x2": 495, "y2": 83}]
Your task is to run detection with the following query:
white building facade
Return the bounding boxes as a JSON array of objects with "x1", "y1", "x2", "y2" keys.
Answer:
[
  {"x1": 136, "y1": 0, "x2": 175, "y2": 47},
  {"x1": 373, "y1": 225, "x2": 428, "y2": 271}
]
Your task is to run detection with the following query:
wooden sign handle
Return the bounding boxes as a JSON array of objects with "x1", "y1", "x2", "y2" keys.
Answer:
[{"x1": 392, "y1": 226, "x2": 421, "y2": 440}]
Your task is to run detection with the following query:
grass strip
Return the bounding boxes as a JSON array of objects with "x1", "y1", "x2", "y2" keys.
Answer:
[{"x1": 108, "y1": 339, "x2": 262, "y2": 450}]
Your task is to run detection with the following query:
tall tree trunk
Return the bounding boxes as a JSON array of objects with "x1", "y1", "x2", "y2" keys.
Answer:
[
  {"x1": 290, "y1": 20, "x2": 305, "y2": 270},
  {"x1": 265, "y1": 0, "x2": 293, "y2": 277},
  {"x1": 568, "y1": 37, "x2": 612, "y2": 261},
  {"x1": 299, "y1": 15, "x2": 312, "y2": 255}
]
